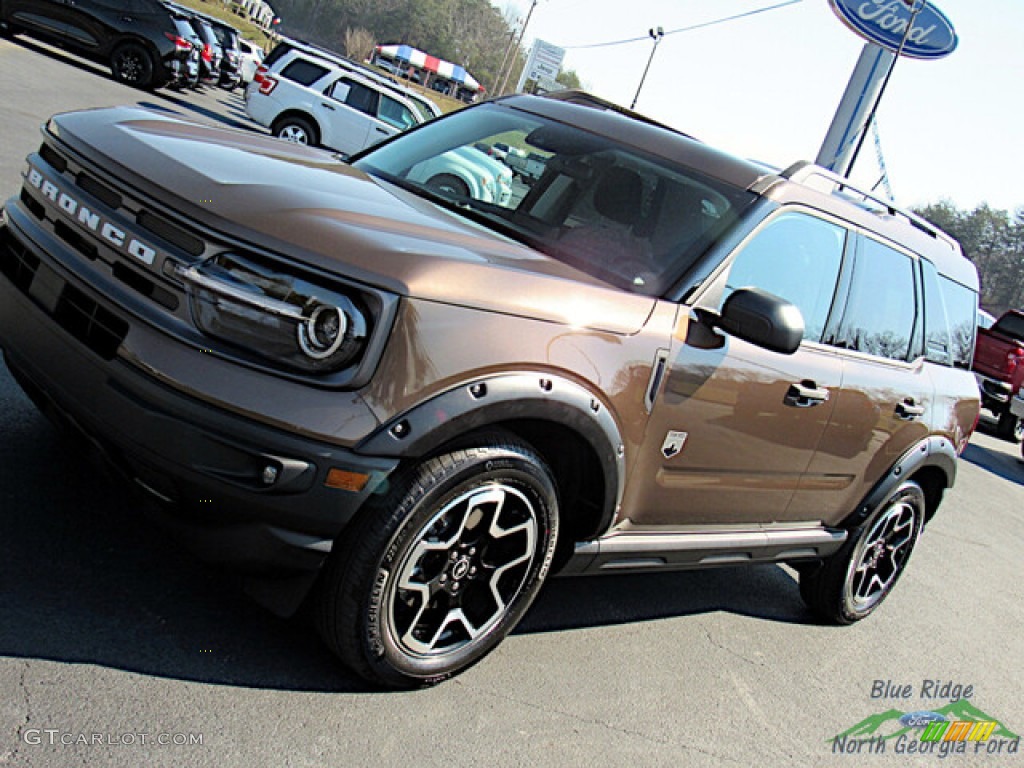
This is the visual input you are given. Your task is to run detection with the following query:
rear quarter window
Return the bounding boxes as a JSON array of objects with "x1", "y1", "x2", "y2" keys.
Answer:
[
  {"x1": 937, "y1": 274, "x2": 980, "y2": 368},
  {"x1": 281, "y1": 59, "x2": 329, "y2": 86},
  {"x1": 921, "y1": 259, "x2": 952, "y2": 366}
]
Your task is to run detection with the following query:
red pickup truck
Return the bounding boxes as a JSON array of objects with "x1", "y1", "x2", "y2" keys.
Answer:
[{"x1": 973, "y1": 310, "x2": 1024, "y2": 440}]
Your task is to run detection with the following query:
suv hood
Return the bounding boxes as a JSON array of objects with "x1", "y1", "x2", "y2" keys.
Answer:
[{"x1": 46, "y1": 107, "x2": 655, "y2": 334}]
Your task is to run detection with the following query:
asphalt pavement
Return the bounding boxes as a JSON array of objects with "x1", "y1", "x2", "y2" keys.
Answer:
[{"x1": 0, "y1": 35, "x2": 1021, "y2": 768}]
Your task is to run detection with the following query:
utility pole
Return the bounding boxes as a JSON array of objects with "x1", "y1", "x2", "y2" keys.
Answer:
[
  {"x1": 497, "y1": 0, "x2": 538, "y2": 96},
  {"x1": 494, "y1": 24, "x2": 520, "y2": 95},
  {"x1": 631, "y1": 26, "x2": 664, "y2": 110}
]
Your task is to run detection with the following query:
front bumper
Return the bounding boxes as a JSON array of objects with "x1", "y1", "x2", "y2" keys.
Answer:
[{"x1": 0, "y1": 210, "x2": 399, "y2": 614}]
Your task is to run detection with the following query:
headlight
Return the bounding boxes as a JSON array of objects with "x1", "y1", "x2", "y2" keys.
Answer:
[{"x1": 176, "y1": 253, "x2": 368, "y2": 374}]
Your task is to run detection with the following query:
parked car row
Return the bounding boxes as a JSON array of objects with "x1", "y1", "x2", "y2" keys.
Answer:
[{"x1": 0, "y1": 0, "x2": 262, "y2": 92}]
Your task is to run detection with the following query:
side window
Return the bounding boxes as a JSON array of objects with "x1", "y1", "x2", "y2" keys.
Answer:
[
  {"x1": 938, "y1": 275, "x2": 979, "y2": 369},
  {"x1": 344, "y1": 81, "x2": 379, "y2": 117},
  {"x1": 920, "y1": 259, "x2": 952, "y2": 366},
  {"x1": 327, "y1": 78, "x2": 351, "y2": 102},
  {"x1": 378, "y1": 95, "x2": 417, "y2": 131},
  {"x1": 719, "y1": 211, "x2": 845, "y2": 343},
  {"x1": 280, "y1": 59, "x2": 329, "y2": 86},
  {"x1": 836, "y1": 237, "x2": 917, "y2": 361}
]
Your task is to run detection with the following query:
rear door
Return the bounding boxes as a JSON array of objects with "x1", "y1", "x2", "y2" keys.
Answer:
[
  {"x1": 316, "y1": 76, "x2": 379, "y2": 155},
  {"x1": 788, "y1": 233, "x2": 932, "y2": 525}
]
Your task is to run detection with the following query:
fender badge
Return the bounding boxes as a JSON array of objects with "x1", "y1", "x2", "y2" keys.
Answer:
[{"x1": 661, "y1": 431, "x2": 688, "y2": 459}]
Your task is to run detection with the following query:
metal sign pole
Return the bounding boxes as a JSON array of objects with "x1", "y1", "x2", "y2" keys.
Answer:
[{"x1": 815, "y1": 43, "x2": 894, "y2": 176}]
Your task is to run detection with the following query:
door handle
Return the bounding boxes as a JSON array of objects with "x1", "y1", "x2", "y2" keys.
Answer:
[
  {"x1": 374, "y1": 127, "x2": 389, "y2": 135},
  {"x1": 784, "y1": 381, "x2": 830, "y2": 408},
  {"x1": 320, "y1": 102, "x2": 335, "y2": 111},
  {"x1": 895, "y1": 399, "x2": 925, "y2": 420}
]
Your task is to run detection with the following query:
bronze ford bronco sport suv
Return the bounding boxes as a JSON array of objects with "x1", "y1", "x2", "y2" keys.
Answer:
[{"x1": 0, "y1": 94, "x2": 980, "y2": 687}]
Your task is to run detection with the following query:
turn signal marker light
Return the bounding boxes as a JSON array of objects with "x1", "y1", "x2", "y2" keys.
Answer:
[{"x1": 325, "y1": 468, "x2": 370, "y2": 492}]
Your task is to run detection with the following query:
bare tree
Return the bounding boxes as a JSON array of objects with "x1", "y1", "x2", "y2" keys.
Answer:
[{"x1": 343, "y1": 26, "x2": 376, "y2": 61}]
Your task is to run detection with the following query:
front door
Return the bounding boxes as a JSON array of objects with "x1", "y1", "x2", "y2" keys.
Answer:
[{"x1": 622, "y1": 209, "x2": 851, "y2": 529}]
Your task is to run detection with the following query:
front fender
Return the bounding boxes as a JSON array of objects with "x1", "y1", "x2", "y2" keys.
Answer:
[{"x1": 355, "y1": 372, "x2": 626, "y2": 523}]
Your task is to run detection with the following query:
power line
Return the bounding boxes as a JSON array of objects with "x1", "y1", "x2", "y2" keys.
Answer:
[{"x1": 561, "y1": 0, "x2": 803, "y2": 50}]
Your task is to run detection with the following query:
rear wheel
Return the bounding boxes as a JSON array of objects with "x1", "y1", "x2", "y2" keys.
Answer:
[
  {"x1": 800, "y1": 480, "x2": 924, "y2": 624},
  {"x1": 273, "y1": 116, "x2": 318, "y2": 146},
  {"x1": 315, "y1": 434, "x2": 559, "y2": 688},
  {"x1": 110, "y1": 43, "x2": 157, "y2": 89}
]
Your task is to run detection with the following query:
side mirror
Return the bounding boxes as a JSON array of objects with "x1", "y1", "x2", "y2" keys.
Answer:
[{"x1": 717, "y1": 287, "x2": 804, "y2": 355}]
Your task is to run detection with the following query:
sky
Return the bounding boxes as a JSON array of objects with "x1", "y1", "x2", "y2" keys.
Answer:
[{"x1": 493, "y1": 0, "x2": 1023, "y2": 213}]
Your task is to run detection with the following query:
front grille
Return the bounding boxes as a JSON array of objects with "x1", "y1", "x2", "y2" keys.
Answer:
[
  {"x1": 20, "y1": 188, "x2": 45, "y2": 220},
  {"x1": 76, "y1": 172, "x2": 122, "y2": 210},
  {"x1": 2, "y1": 223, "x2": 129, "y2": 360},
  {"x1": 112, "y1": 262, "x2": 179, "y2": 310},
  {"x1": 39, "y1": 143, "x2": 68, "y2": 174},
  {"x1": 137, "y1": 210, "x2": 205, "y2": 256},
  {"x1": 54, "y1": 219, "x2": 99, "y2": 261},
  {"x1": 52, "y1": 282, "x2": 129, "y2": 360},
  {"x1": 0, "y1": 226, "x2": 41, "y2": 292}
]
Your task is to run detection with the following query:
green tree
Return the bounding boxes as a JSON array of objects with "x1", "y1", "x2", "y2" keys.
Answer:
[
  {"x1": 556, "y1": 68, "x2": 581, "y2": 89},
  {"x1": 916, "y1": 202, "x2": 1024, "y2": 315}
]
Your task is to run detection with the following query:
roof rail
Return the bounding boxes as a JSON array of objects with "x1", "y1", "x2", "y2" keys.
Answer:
[
  {"x1": 538, "y1": 90, "x2": 698, "y2": 141},
  {"x1": 779, "y1": 161, "x2": 958, "y2": 251}
]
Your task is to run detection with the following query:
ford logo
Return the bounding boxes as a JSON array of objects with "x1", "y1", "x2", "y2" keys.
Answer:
[
  {"x1": 899, "y1": 711, "x2": 948, "y2": 729},
  {"x1": 828, "y1": 0, "x2": 958, "y2": 60}
]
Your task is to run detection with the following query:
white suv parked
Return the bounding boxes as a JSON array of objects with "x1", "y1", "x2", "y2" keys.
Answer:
[{"x1": 246, "y1": 54, "x2": 423, "y2": 156}]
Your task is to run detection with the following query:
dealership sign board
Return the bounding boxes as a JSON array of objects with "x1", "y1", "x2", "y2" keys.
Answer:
[{"x1": 828, "y1": 0, "x2": 957, "y2": 60}]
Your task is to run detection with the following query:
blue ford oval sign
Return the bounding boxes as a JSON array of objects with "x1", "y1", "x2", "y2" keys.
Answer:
[{"x1": 828, "y1": 0, "x2": 958, "y2": 60}]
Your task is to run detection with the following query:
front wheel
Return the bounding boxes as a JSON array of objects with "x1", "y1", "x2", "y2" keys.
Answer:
[
  {"x1": 316, "y1": 435, "x2": 559, "y2": 688},
  {"x1": 800, "y1": 480, "x2": 924, "y2": 624},
  {"x1": 425, "y1": 173, "x2": 470, "y2": 199}
]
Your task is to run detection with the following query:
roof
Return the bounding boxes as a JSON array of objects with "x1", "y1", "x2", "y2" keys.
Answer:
[{"x1": 498, "y1": 93, "x2": 767, "y2": 191}]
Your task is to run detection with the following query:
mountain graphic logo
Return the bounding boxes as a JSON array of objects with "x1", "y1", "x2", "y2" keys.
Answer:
[{"x1": 832, "y1": 699, "x2": 1020, "y2": 742}]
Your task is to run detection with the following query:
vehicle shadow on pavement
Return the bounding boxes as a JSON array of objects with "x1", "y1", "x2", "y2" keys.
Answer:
[
  {"x1": 521, "y1": 565, "x2": 808, "y2": 636},
  {"x1": 959, "y1": 441, "x2": 1024, "y2": 488},
  {"x1": 4, "y1": 36, "x2": 256, "y2": 134},
  {"x1": 4, "y1": 36, "x2": 111, "y2": 83},
  {"x1": 0, "y1": 392, "x2": 371, "y2": 693},
  {"x1": 0, "y1": 368, "x2": 810, "y2": 693}
]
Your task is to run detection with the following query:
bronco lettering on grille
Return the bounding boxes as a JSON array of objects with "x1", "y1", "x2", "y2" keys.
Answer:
[{"x1": 26, "y1": 165, "x2": 158, "y2": 266}]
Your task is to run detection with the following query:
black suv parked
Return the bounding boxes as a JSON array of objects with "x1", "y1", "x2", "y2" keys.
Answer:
[{"x1": 0, "y1": 0, "x2": 193, "y2": 89}]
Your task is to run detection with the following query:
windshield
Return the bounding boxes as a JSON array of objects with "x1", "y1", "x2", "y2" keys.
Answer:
[{"x1": 353, "y1": 102, "x2": 754, "y2": 296}]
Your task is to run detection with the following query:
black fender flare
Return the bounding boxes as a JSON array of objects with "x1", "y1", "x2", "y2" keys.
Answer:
[
  {"x1": 843, "y1": 434, "x2": 958, "y2": 529},
  {"x1": 356, "y1": 373, "x2": 626, "y2": 525}
]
